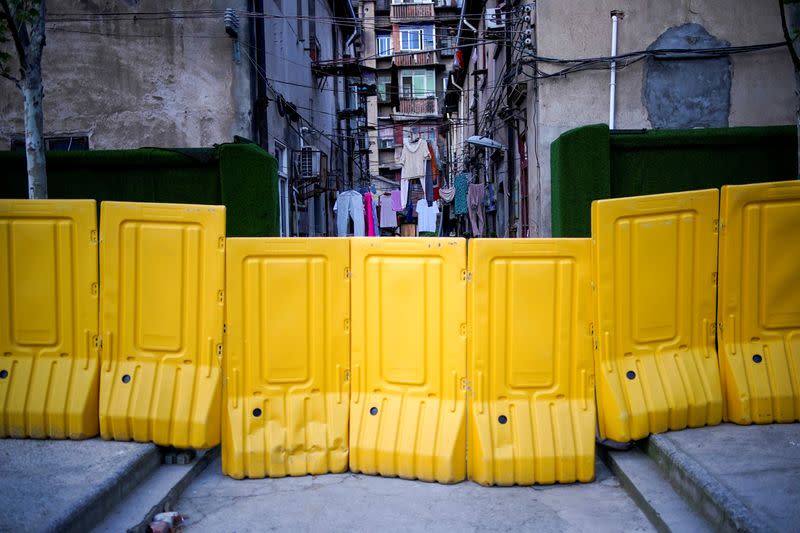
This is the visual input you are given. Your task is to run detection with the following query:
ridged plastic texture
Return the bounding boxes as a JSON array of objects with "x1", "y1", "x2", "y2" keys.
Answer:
[
  {"x1": 593, "y1": 190, "x2": 722, "y2": 441},
  {"x1": 350, "y1": 238, "x2": 467, "y2": 483},
  {"x1": 222, "y1": 238, "x2": 350, "y2": 478},
  {"x1": 718, "y1": 180, "x2": 800, "y2": 424},
  {"x1": 467, "y1": 239, "x2": 595, "y2": 485},
  {"x1": 0, "y1": 200, "x2": 100, "y2": 439},
  {"x1": 99, "y1": 201, "x2": 226, "y2": 448}
]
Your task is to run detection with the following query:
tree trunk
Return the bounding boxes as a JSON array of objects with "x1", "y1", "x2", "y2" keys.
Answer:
[{"x1": 23, "y1": 60, "x2": 46, "y2": 199}]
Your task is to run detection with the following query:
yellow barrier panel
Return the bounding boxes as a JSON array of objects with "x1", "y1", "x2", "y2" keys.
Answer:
[
  {"x1": 718, "y1": 180, "x2": 800, "y2": 424},
  {"x1": 593, "y1": 190, "x2": 722, "y2": 442},
  {"x1": 99, "y1": 201, "x2": 225, "y2": 448},
  {"x1": 350, "y1": 238, "x2": 467, "y2": 483},
  {"x1": 222, "y1": 238, "x2": 350, "y2": 478},
  {"x1": 0, "y1": 200, "x2": 100, "y2": 439},
  {"x1": 467, "y1": 239, "x2": 595, "y2": 485}
]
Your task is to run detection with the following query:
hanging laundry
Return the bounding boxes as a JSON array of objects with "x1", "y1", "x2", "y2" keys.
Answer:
[
  {"x1": 397, "y1": 138, "x2": 428, "y2": 207},
  {"x1": 439, "y1": 185, "x2": 455, "y2": 204},
  {"x1": 424, "y1": 159, "x2": 433, "y2": 206},
  {"x1": 454, "y1": 173, "x2": 470, "y2": 215},
  {"x1": 427, "y1": 141, "x2": 440, "y2": 201},
  {"x1": 404, "y1": 193, "x2": 414, "y2": 221},
  {"x1": 468, "y1": 182, "x2": 485, "y2": 237},
  {"x1": 390, "y1": 189, "x2": 403, "y2": 211},
  {"x1": 333, "y1": 190, "x2": 365, "y2": 236},
  {"x1": 485, "y1": 182, "x2": 496, "y2": 211},
  {"x1": 363, "y1": 191, "x2": 376, "y2": 236},
  {"x1": 416, "y1": 198, "x2": 439, "y2": 234},
  {"x1": 371, "y1": 192, "x2": 379, "y2": 235},
  {"x1": 379, "y1": 194, "x2": 397, "y2": 228}
]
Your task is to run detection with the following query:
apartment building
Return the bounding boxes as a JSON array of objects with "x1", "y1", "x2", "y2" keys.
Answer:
[
  {"x1": 0, "y1": 0, "x2": 362, "y2": 238},
  {"x1": 447, "y1": 0, "x2": 795, "y2": 237},
  {"x1": 358, "y1": 0, "x2": 463, "y2": 197}
]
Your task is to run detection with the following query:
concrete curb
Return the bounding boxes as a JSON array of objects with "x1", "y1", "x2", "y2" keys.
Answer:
[
  {"x1": 599, "y1": 444, "x2": 711, "y2": 533},
  {"x1": 127, "y1": 446, "x2": 220, "y2": 533},
  {"x1": 57, "y1": 443, "x2": 161, "y2": 533},
  {"x1": 644, "y1": 434, "x2": 772, "y2": 533}
]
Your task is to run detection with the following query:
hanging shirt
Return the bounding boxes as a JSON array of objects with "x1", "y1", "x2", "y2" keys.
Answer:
[
  {"x1": 390, "y1": 189, "x2": 403, "y2": 211},
  {"x1": 397, "y1": 139, "x2": 429, "y2": 207},
  {"x1": 398, "y1": 139, "x2": 428, "y2": 182},
  {"x1": 416, "y1": 198, "x2": 439, "y2": 234},
  {"x1": 379, "y1": 194, "x2": 398, "y2": 228}
]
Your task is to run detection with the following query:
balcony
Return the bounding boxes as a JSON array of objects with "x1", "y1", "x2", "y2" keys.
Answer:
[
  {"x1": 393, "y1": 50, "x2": 438, "y2": 67},
  {"x1": 398, "y1": 97, "x2": 438, "y2": 116},
  {"x1": 390, "y1": 2, "x2": 435, "y2": 23}
]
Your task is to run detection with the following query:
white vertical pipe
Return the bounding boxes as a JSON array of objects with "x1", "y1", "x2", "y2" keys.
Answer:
[{"x1": 609, "y1": 13, "x2": 619, "y2": 130}]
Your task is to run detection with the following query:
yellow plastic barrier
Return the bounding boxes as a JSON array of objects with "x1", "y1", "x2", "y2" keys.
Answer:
[
  {"x1": 99, "y1": 201, "x2": 226, "y2": 448},
  {"x1": 0, "y1": 200, "x2": 100, "y2": 439},
  {"x1": 593, "y1": 190, "x2": 722, "y2": 442},
  {"x1": 467, "y1": 239, "x2": 595, "y2": 485},
  {"x1": 718, "y1": 180, "x2": 800, "y2": 424},
  {"x1": 350, "y1": 238, "x2": 467, "y2": 483},
  {"x1": 222, "y1": 238, "x2": 350, "y2": 478}
]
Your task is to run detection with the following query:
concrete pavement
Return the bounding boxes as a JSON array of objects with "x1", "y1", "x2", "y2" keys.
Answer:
[
  {"x1": 2, "y1": 422, "x2": 798, "y2": 532},
  {"x1": 0, "y1": 438, "x2": 159, "y2": 532},
  {"x1": 645, "y1": 423, "x2": 800, "y2": 533},
  {"x1": 175, "y1": 458, "x2": 655, "y2": 533}
]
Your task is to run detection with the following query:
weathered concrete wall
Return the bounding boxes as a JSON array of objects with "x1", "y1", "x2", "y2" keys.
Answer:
[
  {"x1": 263, "y1": 0, "x2": 350, "y2": 235},
  {"x1": 0, "y1": 0, "x2": 251, "y2": 149},
  {"x1": 532, "y1": 0, "x2": 795, "y2": 236}
]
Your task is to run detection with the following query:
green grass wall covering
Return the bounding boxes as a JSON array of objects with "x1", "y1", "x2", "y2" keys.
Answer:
[
  {"x1": 0, "y1": 142, "x2": 279, "y2": 237},
  {"x1": 551, "y1": 124, "x2": 797, "y2": 237}
]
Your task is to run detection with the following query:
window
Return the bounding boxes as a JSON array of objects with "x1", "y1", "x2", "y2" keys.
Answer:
[
  {"x1": 10, "y1": 135, "x2": 89, "y2": 151},
  {"x1": 275, "y1": 141, "x2": 288, "y2": 177},
  {"x1": 400, "y1": 69, "x2": 435, "y2": 99},
  {"x1": 400, "y1": 28, "x2": 422, "y2": 51},
  {"x1": 378, "y1": 126, "x2": 394, "y2": 149},
  {"x1": 377, "y1": 74, "x2": 392, "y2": 103},
  {"x1": 376, "y1": 34, "x2": 392, "y2": 57},
  {"x1": 439, "y1": 29, "x2": 454, "y2": 56},
  {"x1": 399, "y1": 26, "x2": 434, "y2": 52},
  {"x1": 392, "y1": 0, "x2": 432, "y2": 4},
  {"x1": 275, "y1": 141, "x2": 290, "y2": 236},
  {"x1": 403, "y1": 126, "x2": 436, "y2": 144}
]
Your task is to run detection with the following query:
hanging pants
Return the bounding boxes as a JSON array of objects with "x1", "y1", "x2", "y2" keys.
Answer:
[{"x1": 468, "y1": 183, "x2": 485, "y2": 237}]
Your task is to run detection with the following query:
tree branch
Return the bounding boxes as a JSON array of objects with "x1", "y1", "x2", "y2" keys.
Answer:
[
  {"x1": 0, "y1": 69, "x2": 20, "y2": 86},
  {"x1": 780, "y1": 0, "x2": 800, "y2": 70},
  {"x1": 0, "y1": 0, "x2": 28, "y2": 70}
]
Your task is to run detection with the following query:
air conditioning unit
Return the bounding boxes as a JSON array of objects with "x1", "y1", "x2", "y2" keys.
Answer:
[
  {"x1": 378, "y1": 138, "x2": 394, "y2": 150},
  {"x1": 485, "y1": 7, "x2": 505, "y2": 30},
  {"x1": 295, "y1": 148, "x2": 322, "y2": 179}
]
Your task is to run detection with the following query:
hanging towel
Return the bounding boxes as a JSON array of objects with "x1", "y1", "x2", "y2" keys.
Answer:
[{"x1": 454, "y1": 173, "x2": 470, "y2": 215}]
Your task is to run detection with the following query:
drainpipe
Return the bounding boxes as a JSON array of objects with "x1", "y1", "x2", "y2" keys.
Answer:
[
  {"x1": 344, "y1": 0, "x2": 359, "y2": 54},
  {"x1": 609, "y1": 11, "x2": 621, "y2": 130},
  {"x1": 455, "y1": 0, "x2": 468, "y2": 48}
]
